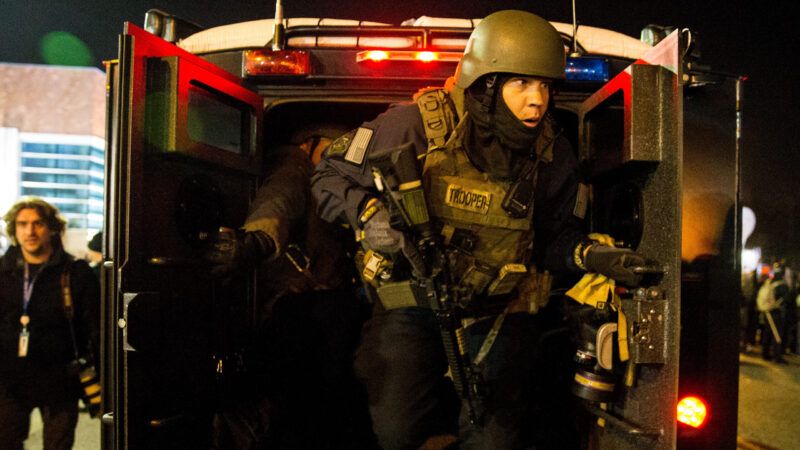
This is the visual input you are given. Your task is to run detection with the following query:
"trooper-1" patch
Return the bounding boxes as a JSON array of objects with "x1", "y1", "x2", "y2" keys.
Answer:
[{"x1": 445, "y1": 184, "x2": 491, "y2": 214}]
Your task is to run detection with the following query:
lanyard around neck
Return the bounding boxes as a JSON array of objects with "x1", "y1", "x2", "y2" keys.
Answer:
[{"x1": 23, "y1": 262, "x2": 39, "y2": 314}]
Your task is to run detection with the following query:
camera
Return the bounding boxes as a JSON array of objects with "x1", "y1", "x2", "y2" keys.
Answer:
[
  {"x1": 70, "y1": 357, "x2": 101, "y2": 417},
  {"x1": 570, "y1": 310, "x2": 619, "y2": 403}
]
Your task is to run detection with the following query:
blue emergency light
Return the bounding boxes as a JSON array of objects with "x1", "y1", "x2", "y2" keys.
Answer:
[{"x1": 565, "y1": 57, "x2": 610, "y2": 82}]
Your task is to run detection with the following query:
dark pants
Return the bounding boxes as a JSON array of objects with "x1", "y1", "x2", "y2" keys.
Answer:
[
  {"x1": 262, "y1": 289, "x2": 376, "y2": 449},
  {"x1": 0, "y1": 392, "x2": 78, "y2": 450},
  {"x1": 354, "y1": 308, "x2": 578, "y2": 450},
  {"x1": 761, "y1": 309, "x2": 785, "y2": 360},
  {"x1": 740, "y1": 301, "x2": 759, "y2": 350}
]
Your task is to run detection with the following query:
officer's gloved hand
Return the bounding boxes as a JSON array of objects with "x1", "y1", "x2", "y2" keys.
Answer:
[
  {"x1": 585, "y1": 245, "x2": 647, "y2": 287},
  {"x1": 359, "y1": 199, "x2": 405, "y2": 254},
  {"x1": 206, "y1": 228, "x2": 275, "y2": 277},
  {"x1": 359, "y1": 199, "x2": 426, "y2": 276}
]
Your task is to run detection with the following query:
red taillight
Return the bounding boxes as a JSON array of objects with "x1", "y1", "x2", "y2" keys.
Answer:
[
  {"x1": 677, "y1": 396, "x2": 708, "y2": 428},
  {"x1": 244, "y1": 50, "x2": 310, "y2": 76},
  {"x1": 356, "y1": 50, "x2": 461, "y2": 64}
]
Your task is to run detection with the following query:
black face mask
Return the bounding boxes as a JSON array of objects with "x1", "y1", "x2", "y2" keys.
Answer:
[{"x1": 463, "y1": 78, "x2": 543, "y2": 179}]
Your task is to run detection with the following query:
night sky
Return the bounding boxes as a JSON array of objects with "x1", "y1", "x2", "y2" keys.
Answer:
[{"x1": 2, "y1": 0, "x2": 798, "y2": 260}]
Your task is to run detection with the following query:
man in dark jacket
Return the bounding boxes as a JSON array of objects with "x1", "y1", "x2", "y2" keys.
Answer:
[{"x1": 0, "y1": 197, "x2": 100, "y2": 450}]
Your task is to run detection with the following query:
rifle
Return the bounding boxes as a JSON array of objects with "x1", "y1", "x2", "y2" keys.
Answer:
[{"x1": 367, "y1": 142, "x2": 484, "y2": 424}]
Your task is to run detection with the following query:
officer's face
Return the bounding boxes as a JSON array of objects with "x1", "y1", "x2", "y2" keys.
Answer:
[
  {"x1": 501, "y1": 76, "x2": 550, "y2": 128},
  {"x1": 14, "y1": 208, "x2": 54, "y2": 260}
]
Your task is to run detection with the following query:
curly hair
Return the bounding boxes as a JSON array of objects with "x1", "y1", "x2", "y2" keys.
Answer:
[{"x1": 3, "y1": 196, "x2": 67, "y2": 246}]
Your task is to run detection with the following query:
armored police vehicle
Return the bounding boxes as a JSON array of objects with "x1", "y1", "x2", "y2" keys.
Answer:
[{"x1": 101, "y1": 7, "x2": 743, "y2": 449}]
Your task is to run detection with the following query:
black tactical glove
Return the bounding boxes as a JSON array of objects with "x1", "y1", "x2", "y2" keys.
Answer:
[
  {"x1": 584, "y1": 245, "x2": 647, "y2": 287},
  {"x1": 359, "y1": 199, "x2": 426, "y2": 276},
  {"x1": 206, "y1": 228, "x2": 275, "y2": 277},
  {"x1": 359, "y1": 199, "x2": 405, "y2": 254}
]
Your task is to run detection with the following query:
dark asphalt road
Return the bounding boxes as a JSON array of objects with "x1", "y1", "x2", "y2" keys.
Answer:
[
  {"x1": 23, "y1": 350, "x2": 800, "y2": 449},
  {"x1": 737, "y1": 350, "x2": 800, "y2": 450}
]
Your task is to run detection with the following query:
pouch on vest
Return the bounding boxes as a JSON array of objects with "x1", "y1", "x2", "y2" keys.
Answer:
[
  {"x1": 414, "y1": 87, "x2": 458, "y2": 149},
  {"x1": 460, "y1": 261, "x2": 497, "y2": 295},
  {"x1": 486, "y1": 263, "x2": 528, "y2": 296},
  {"x1": 376, "y1": 280, "x2": 425, "y2": 310},
  {"x1": 513, "y1": 268, "x2": 554, "y2": 314}
]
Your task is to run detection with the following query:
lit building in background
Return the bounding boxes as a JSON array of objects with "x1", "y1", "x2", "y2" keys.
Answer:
[{"x1": 0, "y1": 63, "x2": 106, "y2": 257}]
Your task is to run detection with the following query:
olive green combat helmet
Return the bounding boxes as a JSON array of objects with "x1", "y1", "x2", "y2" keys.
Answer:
[{"x1": 454, "y1": 10, "x2": 566, "y2": 89}]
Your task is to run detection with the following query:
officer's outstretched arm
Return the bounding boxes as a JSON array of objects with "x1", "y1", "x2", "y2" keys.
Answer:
[
  {"x1": 245, "y1": 146, "x2": 311, "y2": 254},
  {"x1": 205, "y1": 229, "x2": 276, "y2": 277}
]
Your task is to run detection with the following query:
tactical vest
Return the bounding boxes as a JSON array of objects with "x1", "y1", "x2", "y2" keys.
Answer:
[
  {"x1": 415, "y1": 87, "x2": 556, "y2": 302},
  {"x1": 361, "y1": 87, "x2": 558, "y2": 313}
]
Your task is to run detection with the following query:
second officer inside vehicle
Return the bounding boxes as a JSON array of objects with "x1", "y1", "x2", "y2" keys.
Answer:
[
  {"x1": 312, "y1": 10, "x2": 647, "y2": 449},
  {"x1": 205, "y1": 126, "x2": 374, "y2": 448}
]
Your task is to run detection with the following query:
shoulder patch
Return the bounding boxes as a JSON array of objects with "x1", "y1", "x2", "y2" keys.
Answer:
[
  {"x1": 573, "y1": 183, "x2": 589, "y2": 219},
  {"x1": 344, "y1": 127, "x2": 374, "y2": 165},
  {"x1": 324, "y1": 130, "x2": 355, "y2": 158}
]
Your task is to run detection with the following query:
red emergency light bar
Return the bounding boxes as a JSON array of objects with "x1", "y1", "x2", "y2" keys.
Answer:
[
  {"x1": 244, "y1": 49, "x2": 310, "y2": 76},
  {"x1": 356, "y1": 50, "x2": 461, "y2": 63}
]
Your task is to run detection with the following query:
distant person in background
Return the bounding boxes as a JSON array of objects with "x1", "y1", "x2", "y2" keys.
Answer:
[
  {"x1": 781, "y1": 261, "x2": 797, "y2": 354},
  {"x1": 746, "y1": 264, "x2": 771, "y2": 350},
  {"x1": 797, "y1": 284, "x2": 800, "y2": 355},
  {"x1": 86, "y1": 231, "x2": 103, "y2": 280},
  {"x1": 0, "y1": 222, "x2": 9, "y2": 257},
  {"x1": 740, "y1": 268, "x2": 759, "y2": 352},
  {"x1": 0, "y1": 197, "x2": 100, "y2": 450},
  {"x1": 756, "y1": 263, "x2": 789, "y2": 363}
]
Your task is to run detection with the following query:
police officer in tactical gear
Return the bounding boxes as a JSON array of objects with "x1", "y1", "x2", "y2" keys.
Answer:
[
  {"x1": 204, "y1": 127, "x2": 373, "y2": 448},
  {"x1": 312, "y1": 10, "x2": 646, "y2": 449}
]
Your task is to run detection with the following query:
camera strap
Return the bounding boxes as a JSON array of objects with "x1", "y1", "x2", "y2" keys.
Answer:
[
  {"x1": 60, "y1": 262, "x2": 103, "y2": 416},
  {"x1": 60, "y1": 262, "x2": 81, "y2": 361}
]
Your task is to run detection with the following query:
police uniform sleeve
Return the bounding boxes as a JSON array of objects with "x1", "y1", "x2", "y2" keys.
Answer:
[
  {"x1": 533, "y1": 135, "x2": 585, "y2": 272},
  {"x1": 243, "y1": 146, "x2": 312, "y2": 256},
  {"x1": 311, "y1": 103, "x2": 428, "y2": 227}
]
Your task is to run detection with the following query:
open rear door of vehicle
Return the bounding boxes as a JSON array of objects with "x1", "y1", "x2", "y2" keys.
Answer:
[
  {"x1": 103, "y1": 23, "x2": 263, "y2": 449},
  {"x1": 578, "y1": 28, "x2": 742, "y2": 449},
  {"x1": 576, "y1": 31, "x2": 684, "y2": 449}
]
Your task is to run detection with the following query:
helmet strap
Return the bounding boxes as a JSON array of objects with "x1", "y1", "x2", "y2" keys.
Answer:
[{"x1": 480, "y1": 74, "x2": 498, "y2": 114}]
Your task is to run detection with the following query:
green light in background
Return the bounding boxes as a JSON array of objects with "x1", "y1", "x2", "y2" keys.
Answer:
[{"x1": 40, "y1": 31, "x2": 94, "y2": 66}]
